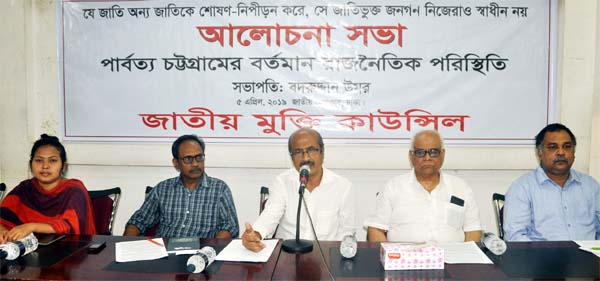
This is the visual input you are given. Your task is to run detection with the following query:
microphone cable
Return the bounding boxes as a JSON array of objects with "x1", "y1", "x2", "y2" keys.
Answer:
[{"x1": 301, "y1": 194, "x2": 336, "y2": 281}]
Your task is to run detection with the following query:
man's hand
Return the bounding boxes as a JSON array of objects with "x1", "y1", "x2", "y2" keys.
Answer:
[
  {"x1": 215, "y1": 230, "x2": 232, "y2": 239},
  {"x1": 242, "y1": 223, "x2": 265, "y2": 252},
  {"x1": 123, "y1": 224, "x2": 141, "y2": 236},
  {"x1": 367, "y1": 226, "x2": 388, "y2": 242},
  {"x1": 464, "y1": 230, "x2": 482, "y2": 242}
]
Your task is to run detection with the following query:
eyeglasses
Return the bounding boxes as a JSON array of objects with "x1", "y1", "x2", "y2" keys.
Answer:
[
  {"x1": 179, "y1": 153, "x2": 205, "y2": 164},
  {"x1": 290, "y1": 147, "x2": 321, "y2": 158},
  {"x1": 411, "y1": 148, "x2": 442, "y2": 158}
]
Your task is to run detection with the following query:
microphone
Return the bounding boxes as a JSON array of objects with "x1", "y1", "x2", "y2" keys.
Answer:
[
  {"x1": 282, "y1": 164, "x2": 313, "y2": 254},
  {"x1": 298, "y1": 164, "x2": 310, "y2": 192},
  {"x1": 285, "y1": 164, "x2": 336, "y2": 279}
]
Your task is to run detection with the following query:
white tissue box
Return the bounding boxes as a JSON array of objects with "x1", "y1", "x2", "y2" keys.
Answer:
[{"x1": 380, "y1": 243, "x2": 444, "y2": 270}]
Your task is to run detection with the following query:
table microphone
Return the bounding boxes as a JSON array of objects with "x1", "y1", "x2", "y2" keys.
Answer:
[
  {"x1": 281, "y1": 164, "x2": 313, "y2": 253},
  {"x1": 299, "y1": 164, "x2": 310, "y2": 191}
]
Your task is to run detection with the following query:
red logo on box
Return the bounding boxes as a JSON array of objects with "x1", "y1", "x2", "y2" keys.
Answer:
[{"x1": 388, "y1": 253, "x2": 401, "y2": 259}]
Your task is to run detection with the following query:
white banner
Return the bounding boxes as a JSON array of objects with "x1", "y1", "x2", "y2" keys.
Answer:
[{"x1": 60, "y1": 0, "x2": 557, "y2": 144}]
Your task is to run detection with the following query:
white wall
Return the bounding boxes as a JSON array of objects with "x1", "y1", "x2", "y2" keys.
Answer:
[
  {"x1": 590, "y1": 3, "x2": 600, "y2": 180},
  {"x1": 1, "y1": 0, "x2": 599, "y2": 240}
]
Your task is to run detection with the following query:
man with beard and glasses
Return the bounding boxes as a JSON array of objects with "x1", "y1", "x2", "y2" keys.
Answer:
[
  {"x1": 504, "y1": 123, "x2": 600, "y2": 241},
  {"x1": 241, "y1": 128, "x2": 356, "y2": 252},
  {"x1": 365, "y1": 130, "x2": 482, "y2": 243},
  {"x1": 124, "y1": 135, "x2": 239, "y2": 238}
]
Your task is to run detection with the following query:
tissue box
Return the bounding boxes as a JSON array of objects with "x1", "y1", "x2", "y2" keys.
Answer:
[{"x1": 380, "y1": 243, "x2": 444, "y2": 270}]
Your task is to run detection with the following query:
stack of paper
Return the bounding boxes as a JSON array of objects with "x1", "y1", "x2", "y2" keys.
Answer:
[
  {"x1": 216, "y1": 239, "x2": 278, "y2": 262},
  {"x1": 115, "y1": 238, "x2": 168, "y2": 262},
  {"x1": 575, "y1": 240, "x2": 600, "y2": 258},
  {"x1": 438, "y1": 241, "x2": 494, "y2": 264}
]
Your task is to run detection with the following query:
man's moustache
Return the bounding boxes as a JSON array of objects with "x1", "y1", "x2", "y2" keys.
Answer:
[{"x1": 553, "y1": 156, "x2": 568, "y2": 163}]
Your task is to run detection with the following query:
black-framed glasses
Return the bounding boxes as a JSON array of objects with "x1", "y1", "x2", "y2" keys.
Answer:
[
  {"x1": 290, "y1": 146, "x2": 321, "y2": 158},
  {"x1": 411, "y1": 148, "x2": 442, "y2": 158},
  {"x1": 180, "y1": 153, "x2": 206, "y2": 164}
]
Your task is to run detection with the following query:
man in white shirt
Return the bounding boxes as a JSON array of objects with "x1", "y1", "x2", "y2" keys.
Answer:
[
  {"x1": 242, "y1": 128, "x2": 356, "y2": 252},
  {"x1": 365, "y1": 130, "x2": 482, "y2": 243}
]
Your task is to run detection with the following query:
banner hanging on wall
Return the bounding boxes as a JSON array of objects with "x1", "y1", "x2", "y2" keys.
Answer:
[{"x1": 59, "y1": 0, "x2": 557, "y2": 144}]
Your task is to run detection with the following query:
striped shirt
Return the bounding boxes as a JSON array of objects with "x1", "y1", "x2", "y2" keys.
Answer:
[{"x1": 127, "y1": 173, "x2": 239, "y2": 238}]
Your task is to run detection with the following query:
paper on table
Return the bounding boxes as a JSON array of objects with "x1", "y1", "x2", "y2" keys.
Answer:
[
  {"x1": 216, "y1": 239, "x2": 278, "y2": 262},
  {"x1": 575, "y1": 240, "x2": 600, "y2": 257},
  {"x1": 115, "y1": 238, "x2": 168, "y2": 262},
  {"x1": 438, "y1": 241, "x2": 494, "y2": 264}
]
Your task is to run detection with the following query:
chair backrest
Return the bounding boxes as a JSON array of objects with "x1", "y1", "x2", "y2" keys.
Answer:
[
  {"x1": 259, "y1": 186, "x2": 278, "y2": 238},
  {"x1": 88, "y1": 187, "x2": 121, "y2": 235},
  {"x1": 0, "y1": 183, "x2": 6, "y2": 200},
  {"x1": 145, "y1": 185, "x2": 153, "y2": 196},
  {"x1": 144, "y1": 186, "x2": 158, "y2": 237},
  {"x1": 259, "y1": 186, "x2": 269, "y2": 214},
  {"x1": 492, "y1": 193, "x2": 505, "y2": 240}
]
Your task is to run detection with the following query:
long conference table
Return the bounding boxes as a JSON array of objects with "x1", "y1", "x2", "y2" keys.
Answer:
[{"x1": 1, "y1": 235, "x2": 599, "y2": 280}]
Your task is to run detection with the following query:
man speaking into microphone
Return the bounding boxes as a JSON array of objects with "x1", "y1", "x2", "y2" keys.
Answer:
[{"x1": 242, "y1": 128, "x2": 356, "y2": 252}]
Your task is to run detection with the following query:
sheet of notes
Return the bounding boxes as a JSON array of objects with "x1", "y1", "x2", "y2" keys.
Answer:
[
  {"x1": 216, "y1": 239, "x2": 278, "y2": 263},
  {"x1": 438, "y1": 241, "x2": 494, "y2": 264},
  {"x1": 115, "y1": 238, "x2": 168, "y2": 262}
]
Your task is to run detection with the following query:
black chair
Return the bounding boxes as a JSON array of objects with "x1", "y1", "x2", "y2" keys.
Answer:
[
  {"x1": 88, "y1": 187, "x2": 121, "y2": 235},
  {"x1": 492, "y1": 193, "x2": 505, "y2": 240},
  {"x1": 259, "y1": 186, "x2": 269, "y2": 214},
  {"x1": 0, "y1": 183, "x2": 6, "y2": 200},
  {"x1": 258, "y1": 186, "x2": 278, "y2": 238},
  {"x1": 145, "y1": 185, "x2": 153, "y2": 196},
  {"x1": 144, "y1": 186, "x2": 158, "y2": 237}
]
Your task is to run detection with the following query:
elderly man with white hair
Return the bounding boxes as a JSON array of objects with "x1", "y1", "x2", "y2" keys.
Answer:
[{"x1": 365, "y1": 130, "x2": 482, "y2": 243}]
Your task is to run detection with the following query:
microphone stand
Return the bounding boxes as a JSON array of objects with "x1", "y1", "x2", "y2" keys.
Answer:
[{"x1": 282, "y1": 182, "x2": 313, "y2": 253}]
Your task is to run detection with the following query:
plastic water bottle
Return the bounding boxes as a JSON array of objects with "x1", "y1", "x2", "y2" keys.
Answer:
[
  {"x1": 340, "y1": 233, "x2": 357, "y2": 259},
  {"x1": 0, "y1": 233, "x2": 39, "y2": 260},
  {"x1": 482, "y1": 232, "x2": 506, "y2": 255},
  {"x1": 186, "y1": 246, "x2": 216, "y2": 273}
]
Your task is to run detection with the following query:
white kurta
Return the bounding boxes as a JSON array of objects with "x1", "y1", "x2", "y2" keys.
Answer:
[
  {"x1": 253, "y1": 167, "x2": 356, "y2": 240},
  {"x1": 365, "y1": 170, "x2": 482, "y2": 243}
]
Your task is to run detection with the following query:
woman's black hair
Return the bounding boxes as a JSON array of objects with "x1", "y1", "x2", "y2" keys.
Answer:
[{"x1": 29, "y1": 134, "x2": 67, "y2": 172}]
